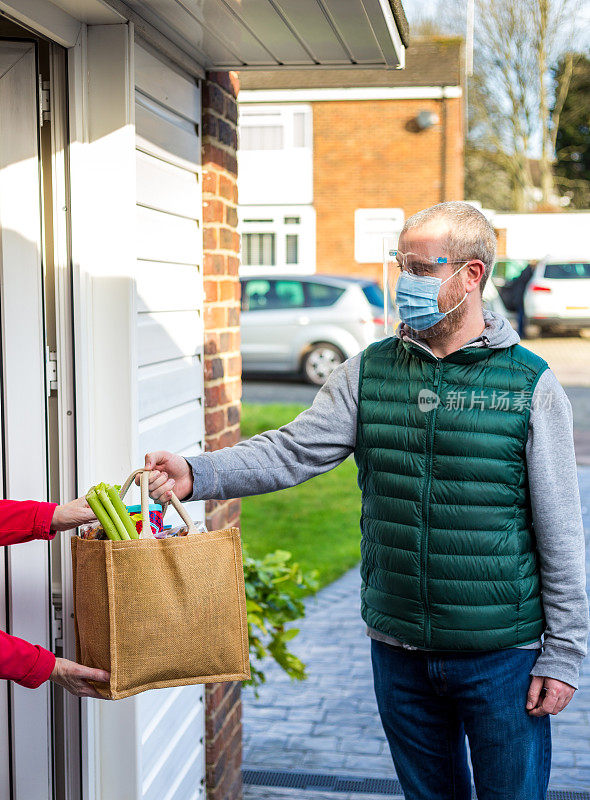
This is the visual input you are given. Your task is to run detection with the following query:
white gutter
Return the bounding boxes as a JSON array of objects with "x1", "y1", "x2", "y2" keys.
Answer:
[{"x1": 239, "y1": 86, "x2": 463, "y2": 103}]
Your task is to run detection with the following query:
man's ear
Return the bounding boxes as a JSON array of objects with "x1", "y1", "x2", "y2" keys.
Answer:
[{"x1": 466, "y1": 260, "x2": 485, "y2": 291}]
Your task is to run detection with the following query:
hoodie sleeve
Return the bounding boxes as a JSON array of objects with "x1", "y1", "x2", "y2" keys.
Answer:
[
  {"x1": 185, "y1": 353, "x2": 361, "y2": 502},
  {"x1": 526, "y1": 368, "x2": 589, "y2": 690}
]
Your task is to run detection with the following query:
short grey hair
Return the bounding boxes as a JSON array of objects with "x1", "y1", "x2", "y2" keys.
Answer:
[{"x1": 400, "y1": 201, "x2": 497, "y2": 294}]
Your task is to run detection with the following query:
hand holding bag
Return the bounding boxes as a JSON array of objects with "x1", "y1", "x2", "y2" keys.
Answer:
[{"x1": 71, "y1": 468, "x2": 250, "y2": 699}]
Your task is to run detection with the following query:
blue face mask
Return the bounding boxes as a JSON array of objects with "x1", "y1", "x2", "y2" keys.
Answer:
[{"x1": 395, "y1": 261, "x2": 469, "y2": 331}]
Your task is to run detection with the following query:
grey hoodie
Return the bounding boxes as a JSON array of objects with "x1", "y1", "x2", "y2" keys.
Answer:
[{"x1": 186, "y1": 309, "x2": 589, "y2": 689}]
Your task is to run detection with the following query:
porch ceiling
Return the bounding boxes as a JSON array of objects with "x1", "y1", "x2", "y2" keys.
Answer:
[{"x1": 117, "y1": 0, "x2": 409, "y2": 70}]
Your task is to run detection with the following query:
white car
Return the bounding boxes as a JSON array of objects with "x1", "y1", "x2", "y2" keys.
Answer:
[{"x1": 523, "y1": 258, "x2": 590, "y2": 335}]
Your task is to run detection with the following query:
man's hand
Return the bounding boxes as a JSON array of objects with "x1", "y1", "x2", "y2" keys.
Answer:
[
  {"x1": 51, "y1": 497, "x2": 96, "y2": 531},
  {"x1": 526, "y1": 675, "x2": 575, "y2": 716},
  {"x1": 138, "y1": 451, "x2": 193, "y2": 502},
  {"x1": 50, "y1": 658, "x2": 110, "y2": 699}
]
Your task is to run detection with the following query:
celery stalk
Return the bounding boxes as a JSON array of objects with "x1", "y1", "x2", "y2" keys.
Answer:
[
  {"x1": 107, "y1": 485, "x2": 139, "y2": 540},
  {"x1": 86, "y1": 488, "x2": 120, "y2": 541},
  {"x1": 96, "y1": 484, "x2": 131, "y2": 541}
]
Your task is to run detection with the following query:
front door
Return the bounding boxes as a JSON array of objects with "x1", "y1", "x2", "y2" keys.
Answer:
[{"x1": 0, "y1": 37, "x2": 54, "y2": 800}]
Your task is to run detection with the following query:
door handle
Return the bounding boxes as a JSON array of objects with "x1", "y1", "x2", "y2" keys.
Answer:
[{"x1": 298, "y1": 316, "x2": 310, "y2": 325}]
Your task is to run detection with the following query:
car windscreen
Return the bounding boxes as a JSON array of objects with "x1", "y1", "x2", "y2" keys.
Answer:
[{"x1": 543, "y1": 262, "x2": 590, "y2": 279}]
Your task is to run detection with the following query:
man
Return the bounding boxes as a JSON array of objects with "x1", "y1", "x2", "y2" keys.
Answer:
[
  {"x1": 144, "y1": 202, "x2": 589, "y2": 800},
  {"x1": 503, "y1": 261, "x2": 536, "y2": 338}
]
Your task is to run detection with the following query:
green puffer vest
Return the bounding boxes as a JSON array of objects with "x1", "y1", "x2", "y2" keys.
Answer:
[{"x1": 354, "y1": 335, "x2": 549, "y2": 650}]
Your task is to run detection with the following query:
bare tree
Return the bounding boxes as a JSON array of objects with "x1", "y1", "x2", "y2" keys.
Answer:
[
  {"x1": 468, "y1": 1, "x2": 538, "y2": 210},
  {"x1": 430, "y1": 0, "x2": 586, "y2": 211},
  {"x1": 533, "y1": 1, "x2": 582, "y2": 205}
]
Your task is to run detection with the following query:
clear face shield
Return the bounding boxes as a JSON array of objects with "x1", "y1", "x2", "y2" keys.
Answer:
[{"x1": 383, "y1": 236, "x2": 400, "y2": 337}]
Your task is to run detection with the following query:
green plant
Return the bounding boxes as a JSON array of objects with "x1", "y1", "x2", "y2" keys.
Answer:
[{"x1": 242, "y1": 544, "x2": 319, "y2": 697}]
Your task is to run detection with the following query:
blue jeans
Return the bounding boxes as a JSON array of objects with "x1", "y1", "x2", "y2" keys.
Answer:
[{"x1": 370, "y1": 638, "x2": 551, "y2": 800}]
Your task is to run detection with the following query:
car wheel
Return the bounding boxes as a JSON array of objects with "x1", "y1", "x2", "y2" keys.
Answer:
[
  {"x1": 530, "y1": 323, "x2": 546, "y2": 338},
  {"x1": 302, "y1": 343, "x2": 344, "y2": 386}
]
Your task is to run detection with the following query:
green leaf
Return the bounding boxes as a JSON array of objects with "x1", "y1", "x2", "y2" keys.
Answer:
[{"x1": 242, "y1": 547, "x2": 316, "y2": 690}]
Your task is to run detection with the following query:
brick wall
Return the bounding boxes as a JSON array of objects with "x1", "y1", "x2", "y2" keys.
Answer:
[
  {"x1": 201, "y1": 70, "x2": 244, "y2": 800},
  {"x1": 312, "y1": 96, "x2": 464, "y2": 285}
]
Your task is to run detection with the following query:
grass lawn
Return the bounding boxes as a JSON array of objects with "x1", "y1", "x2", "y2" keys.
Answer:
[{"x1": 240, "y1": 402, "x2": 362, "y2": 593}]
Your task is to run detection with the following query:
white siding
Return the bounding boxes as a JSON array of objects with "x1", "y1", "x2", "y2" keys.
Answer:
[{"x1": 134, "y1": 39, "x2": 206, "y2": 800}]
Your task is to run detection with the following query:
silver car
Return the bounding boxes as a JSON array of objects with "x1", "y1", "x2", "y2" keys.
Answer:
[{"x1": 240, "y1": 274, "x2": 394, "y2": 384}]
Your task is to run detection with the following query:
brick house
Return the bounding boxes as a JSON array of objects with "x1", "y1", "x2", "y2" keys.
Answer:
[
  {"x1": 0, "y1": 4, "x2": 408, "y2": 800},
  {"x1": 238, "y1": 37, "x2": 464, "y2": 286}
]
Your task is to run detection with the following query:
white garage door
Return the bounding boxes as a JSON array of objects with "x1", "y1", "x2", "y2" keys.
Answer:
[{"x1": 134, "y1": 39, "x2": 206, "y2": 800}]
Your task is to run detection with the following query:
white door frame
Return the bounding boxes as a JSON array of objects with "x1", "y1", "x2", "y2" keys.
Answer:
[
  {"x1": 47, "y1": 40, "x2": 84, "y2": 800},
  {"x1": 0, "y1": 39, "x2": 52, "y2": 800},
  {"x1": 67, "y1": 22, "x2": 138, "y2": 800}
]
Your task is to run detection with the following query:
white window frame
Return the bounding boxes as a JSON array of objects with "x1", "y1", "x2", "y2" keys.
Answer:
[
  {"x1": 239, "y1": 205, "x2": 316, "y2": 276},
  {"x1": 354, "y1": 208, "x2": 405, "y2": 264}
]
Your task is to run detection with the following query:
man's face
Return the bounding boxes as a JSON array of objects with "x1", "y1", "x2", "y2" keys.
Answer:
[{"x1": 397, "y1": 220, "x2": 469, "y2": 341}]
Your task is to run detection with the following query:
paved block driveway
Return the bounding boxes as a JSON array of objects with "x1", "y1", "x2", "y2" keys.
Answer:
[{"x1": 242, "y1": 467, "x2": 590, "y2": 798}]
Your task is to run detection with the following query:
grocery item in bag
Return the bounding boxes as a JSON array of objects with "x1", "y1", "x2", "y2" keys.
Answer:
[{"x1": 126, "y1": 504, "x2": 163, "y2": 537}]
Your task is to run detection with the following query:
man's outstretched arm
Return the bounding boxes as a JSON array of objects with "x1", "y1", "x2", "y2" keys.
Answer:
[
  {"x1": 144, "y1": 354, "x2": 362, "y2": 502},
  {"x1": 526, "y1": 368, "x2": 589, "y2": 695}
]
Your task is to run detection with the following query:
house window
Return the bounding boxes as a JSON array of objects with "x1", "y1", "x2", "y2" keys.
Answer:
[
  {"x1": 293, "y1": 112, "x2": 307, "y2": 147},
  {"x1": 240, "y1": 124, "x2": 283, "y2": 151},
  {"x1": 286, "y1": 234, "x2": 298, "y2": 264},
  {"x1": 243, "y1": 232, "x2": 276, "y2": 266},
  {"x1": 237, "y1": 105, "x2": 313, "y2": 206},
  {"x1": 239, "y1": 205, "x2": 316, "y2": 276},
  {"x1": 354, "y1": 208, "x2": 405, "y2": 263},
  {"x1": 239, "y1": 106, "x2": 311, "y2": 151}
]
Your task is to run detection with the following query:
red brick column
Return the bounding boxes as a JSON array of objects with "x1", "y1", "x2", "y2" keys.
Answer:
[{"x1": 201, "y1": 70, "x2": 244, "y2": 800}]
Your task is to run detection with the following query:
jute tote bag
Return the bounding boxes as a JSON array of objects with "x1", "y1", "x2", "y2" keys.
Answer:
[{"x1": 71, "y1": 468, "x2": 250, "y2": 700}]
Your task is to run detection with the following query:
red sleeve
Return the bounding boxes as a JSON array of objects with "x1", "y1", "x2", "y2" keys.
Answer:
[
  {"x1": 0, "y1": 501, "x2": 58, "y2": 688},
  {"x1": 0, "y1": 500, "x2": 57, "y2": 546},
  {"x1": 0, "y1": 629, "x2": 55, "y2": 688}
]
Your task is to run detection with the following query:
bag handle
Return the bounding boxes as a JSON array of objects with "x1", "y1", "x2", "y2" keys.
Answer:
[{"x1": 119, "y1": 468, "x2": 198, "y2": 536}]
